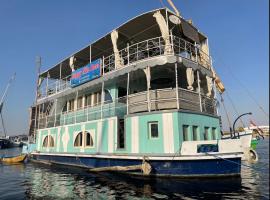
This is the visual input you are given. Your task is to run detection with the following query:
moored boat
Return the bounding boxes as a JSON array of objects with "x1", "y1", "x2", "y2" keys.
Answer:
[
  {"x1": 1, "y1": 154, "x2": 26, "y2": 163},
  {"x1": 26, "y1": 6, "x2": 245, "y2": 177}
]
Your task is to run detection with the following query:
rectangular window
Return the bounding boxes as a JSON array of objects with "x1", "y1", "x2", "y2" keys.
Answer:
[
  {"x1": 117, "y1": 119, "x2": 125, "y2": 149},
  {"x1": 96, "y1": 92, "x2": 101, "y2": 105},
  {"x1": 69, "y1": 99, "x2": 74, "y2": 111},
  {"x1": 212, "y1": 128, "x2": 216, "y2": 140},
  {"x1": 86, "y1": 94, "x2": 91, "y2": 107},
  {"x1": 183, "y1": 125, "x2": 189, "y2": 141},
  {"x1": 204, "y1": 127, "x2": 209, "y2": 140},
  {"x1": 192, "y1": 126, "x2": 199, "y2": 141},
  {"x1": 77, "y1": 96, "x2": 83, "y2": 109},
  {"x1": 149, "y1": 122, "x2": 159, "y2": 138}
]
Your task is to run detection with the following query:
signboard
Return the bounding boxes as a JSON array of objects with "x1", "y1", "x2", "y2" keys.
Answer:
[{"x1": 70, "y1": 59, "x2": 101, "y2": 87}]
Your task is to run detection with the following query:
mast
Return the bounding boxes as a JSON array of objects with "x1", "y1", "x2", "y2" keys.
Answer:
[
  {"x1": 33, "y1": 56, "x2": 41, "y2": 141},
  {"x1": 0, "y1": 73, "x2": 16, "y2": 137}
]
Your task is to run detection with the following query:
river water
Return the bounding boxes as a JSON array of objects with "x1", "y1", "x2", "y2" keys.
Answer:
[{"x1": 0, "y1": 138, "x2": 269, "y2": 200}]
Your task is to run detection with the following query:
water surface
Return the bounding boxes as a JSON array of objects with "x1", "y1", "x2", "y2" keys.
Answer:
[{"x1": 0, "y1": 138, "x2": 269, "y2": 199}]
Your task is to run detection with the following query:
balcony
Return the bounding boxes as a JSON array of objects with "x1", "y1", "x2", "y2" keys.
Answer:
[
  {"x1": 36, "y1": 87, "x2": 216, "y2": 130},
  {"x1": 37, "y1": 35, "x2": 212, "y2": 100}
]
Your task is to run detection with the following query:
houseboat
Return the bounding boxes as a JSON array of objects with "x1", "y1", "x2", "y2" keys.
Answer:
[{"x1": 27, "y1": 7, "x2": 244, "y2": 177}]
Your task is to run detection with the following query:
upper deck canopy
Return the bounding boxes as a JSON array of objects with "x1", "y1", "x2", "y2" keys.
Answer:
[{"x1": 39, "y1": 8, "x2": 207, "y2": 80}]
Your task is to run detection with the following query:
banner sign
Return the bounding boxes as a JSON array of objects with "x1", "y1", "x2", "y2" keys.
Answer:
[{"x1": 70, "y1": 59, "x2": 101, "y2": 87}]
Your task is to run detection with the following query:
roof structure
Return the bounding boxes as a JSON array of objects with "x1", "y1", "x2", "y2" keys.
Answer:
[{"x1": 39, "y1": 7, "x2": 207, "y2": 80}]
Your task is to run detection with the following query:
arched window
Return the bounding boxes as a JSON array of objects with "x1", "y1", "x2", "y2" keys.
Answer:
[
  {"x1": 85, "y1": 132, "x2": 94, "y2": 147},
  {"x1": 42, "y1": 136, "x2": 48, "y2": 147},
  {"x1": 74, "y1": 132, "x2": 83, "y2": 147},
  {"x1": 42, "y1": 135, "x2": 55, "y2": 147}
]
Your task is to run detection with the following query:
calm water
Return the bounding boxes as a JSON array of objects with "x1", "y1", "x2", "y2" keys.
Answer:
[{"x1": 0, "y1": 139, "x2": 269, "y2": 200}]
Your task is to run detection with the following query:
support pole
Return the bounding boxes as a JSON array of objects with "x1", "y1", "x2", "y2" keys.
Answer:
[
  {"x1": 197, "y1": 71, "x2": 202, "y2": 112},
  {"x1": 102, "y1": 56, "x2": 105, "y2": 75},
  {"x1": 75, "y1": 91, "x2": 78, "y2": 123},
  {"x1": 175, "y1": 63, "x2": 179, "y2": 109},
  {"x1": 34, "y1": 56, "x2": 41, "y2": 142},
  {"x1": 89, "y1": 45, "x2": 92, "y2": 63},
  {"x1": 54, "y1": 99, "x2": 57, "y2": 127},
  {"x1": 59, "y1": 63, "x2": 62, "y2": 91},
  {"x1": 46, "y1": 72, "x2": 49, "y2": 96},
  {"x1": 126, "y1": 72, "x2": 130, "y2": 114},
  {"x1": 101, "y1": 82, "x2": 104, "y2": 119}
]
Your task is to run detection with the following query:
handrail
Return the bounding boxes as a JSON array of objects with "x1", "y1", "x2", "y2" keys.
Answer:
[
  {"x1": 37, "y1": 34, "x2": 212, "y2": 100},
  {"x1": 35, "y1": 87, "x2": 216, "y2": 130}
]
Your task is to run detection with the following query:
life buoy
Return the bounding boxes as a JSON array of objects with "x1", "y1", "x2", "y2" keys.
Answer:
[{"x1": 248, "y1": 148, "x2": 259, "y2": 163}]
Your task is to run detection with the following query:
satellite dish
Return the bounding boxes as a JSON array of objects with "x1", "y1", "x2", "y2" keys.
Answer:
[{"x1": 169, "y1": 15, "x2": 181, "y2": 25}]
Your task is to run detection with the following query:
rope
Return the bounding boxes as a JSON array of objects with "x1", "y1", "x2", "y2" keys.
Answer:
[
  {"x1": 225, "y1": 92, "x2": 245, "y2": 127},
  {"x1": 211, "y1": 50, "x2": 269, "y2": 119},
  {"x1": 204, "y1": 152, "x2": 255, "y2": 169},
  {"x1": 220, "y1": 93, "x2": 232, "y2": 129}
]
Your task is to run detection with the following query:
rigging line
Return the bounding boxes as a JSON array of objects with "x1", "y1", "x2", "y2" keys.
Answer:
[
  {"x1": 227, "y1": 66, "x2": 269, "y2": 118},
  {"x1": 220, "y1": 93, "x2": 232, "y2": 129},
  {"x1": 211, "y1": 50, "x2": 269, "y2": 118},
  {"x1": 225, "y1": 92, "x2": 245, "y2": 127},
  {"x1": 159, "y1": 0, "x2": 165, "y2": 8}
]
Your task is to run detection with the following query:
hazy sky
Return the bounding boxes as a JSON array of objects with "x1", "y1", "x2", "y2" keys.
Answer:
[{"x1": 0, "y1": 0, "x2": 269, "y2": 136}]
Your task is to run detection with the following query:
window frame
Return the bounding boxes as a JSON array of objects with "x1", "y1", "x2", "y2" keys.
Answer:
[
  {"x1": 183, "y1": 125, "x2": 189, "y2": 141},
  {"x1": 192, "y1": 126, "x2": 199, "y2": 141},
  {"x1": 85, "y1": 131, "x2": 94, "y2": 148},
  {"x1": 204, "y1": 127, "x2": 209, "y2": 140},
  {"x1": 74, "y1": 132, "x2": 83, "y2": 147},
  {"x1": 148, "y1": 121, "x2": 159, "y2": 139},
  {"x1": 212, "y1": 127, "x2": 217, "y2": 140},
  {"x1": 42, "y1": 135, "x2": 55, "y2": 148}
]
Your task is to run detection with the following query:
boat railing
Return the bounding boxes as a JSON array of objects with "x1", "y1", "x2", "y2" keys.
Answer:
[
  {"x1": 36, "y1": 88, "x2": 216, "y2": 130},
  {"x1": 128, "y1": 87, "x2": 216, "y2": 115},
  {"x1": 38, "y1": 34, "x2": 212, "y2": 100},
  {"x1": 37, "y1": 96, "x2": 127, "y2": 129}
]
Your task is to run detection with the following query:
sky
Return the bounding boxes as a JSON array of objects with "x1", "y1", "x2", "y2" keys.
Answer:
[{"x1": 0, "y1": 0, "x2": 269, "y2": 136}]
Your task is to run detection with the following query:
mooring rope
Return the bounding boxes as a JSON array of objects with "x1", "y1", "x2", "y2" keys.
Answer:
[{"x1": 204, "y1": 152, "x2": 255, "y2": 169}]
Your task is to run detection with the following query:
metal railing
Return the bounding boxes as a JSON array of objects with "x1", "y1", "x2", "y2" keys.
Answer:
[
  {"x1": 38, "y1": 35, "x2": 211, "y2": 100},
  {"x1": 35, "y1": 87, "x2": 216, "y2": 130},
  {"x1": 128, "y1": 87, "x2": 216, "y2": 115},
  {"x1": 37, "y1": 97, "x2": 127, "y2": 129}
]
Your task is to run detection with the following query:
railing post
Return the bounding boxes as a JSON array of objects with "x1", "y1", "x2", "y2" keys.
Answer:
[
  {"x1": 136, "y1": 44, "x2": 139, "y2": 61},
  {"x1": 147, "y1": 39, "x2": 149, "y2": 58},
  {"x1": 197, "y1": 71, "x2": 203, "y2": 112},
  {"x1": 127, "y1": 43, "x2": 130, "y2": 65},
  {"x1": 75, "y1": 91, "x2": 78, "y2": 123},
  {"x1": 175, "y1": 63, "x2": 179, "y2": 109},
  {"x1": 195, "y1": 42, "x2": 198, "y2": 62},
  {"x1": 101, "y1": 82, "x2": 104, "y2": 119},
  {"x1": 170, "y1": 31, "x2": 174, "y2": 55},
  {"x1": 102, "y1": 56, "x2": 105, "y2": 75},
  {"x1": 46, "y1": 73, "x2": 49, "y2": 96},
  {"x1": 159, "y1": 37, "x2": 162, "y2": 55}
]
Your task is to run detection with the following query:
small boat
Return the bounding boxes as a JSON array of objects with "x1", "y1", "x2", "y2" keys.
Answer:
[{"x1": 1, "y1": 154, "x2": 26, "y2": 163}]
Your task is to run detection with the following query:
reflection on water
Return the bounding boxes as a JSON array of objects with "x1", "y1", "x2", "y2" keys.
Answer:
[{"x1": 0, "y1": 139, "x2": 269, "y2": 200}]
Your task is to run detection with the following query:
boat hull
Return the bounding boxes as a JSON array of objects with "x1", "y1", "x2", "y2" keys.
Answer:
[
  {"x1": 31, "y1": 153, "x2": 241, "y2": 177},
  {"x1": 1, "y1": 154, "x2": 26, "y2": 163}
]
